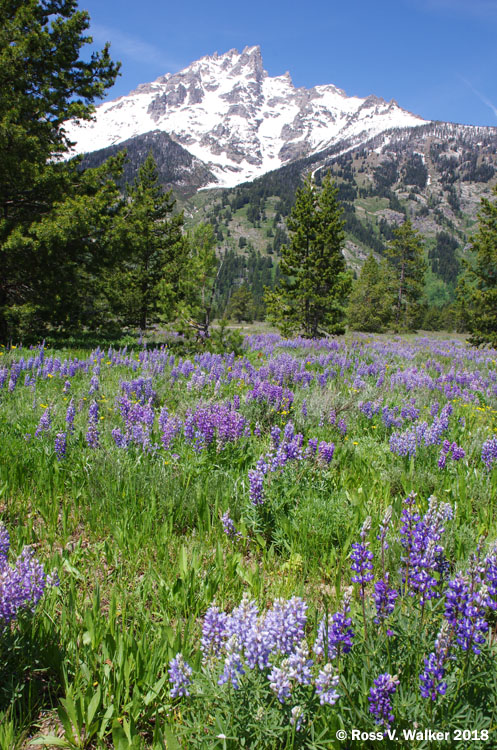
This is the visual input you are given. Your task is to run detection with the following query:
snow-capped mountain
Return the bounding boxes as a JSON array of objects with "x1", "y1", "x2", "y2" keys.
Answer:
[{"x1": 65, "y1": 45, "x2": 428, "y2": 188}]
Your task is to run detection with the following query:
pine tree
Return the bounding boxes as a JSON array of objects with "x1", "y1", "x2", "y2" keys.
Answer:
[
  {"x1": 180, "y1": 223, "x2": 219, "y2": 341},
  {"x1": 227, "y1": 285, "x2": 255, "y2": 323},
  {"x1": 347, "y1": 253, "x2": 395, "y2": 332},
  {"x1": 265, "y1": 173, "x2": 351, "y2": 337},
  {"x1": 4, "y1": 155, "x2": 124, "y2": 333},
  {"x1": 462, "y1": 184, "x2": 497, "y2": 347},
  {"x1": 0, "y1": 0, "x2": 120, "y2": 339},
  {"x1": 110, "y1": 153, "x2": 186, "y2": 329},
  {"x1": 386, "y1": 220, "x2": 426, "y2": 331}
]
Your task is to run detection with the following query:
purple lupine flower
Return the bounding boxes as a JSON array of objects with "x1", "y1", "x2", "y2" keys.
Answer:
[
  {"x1": 89, "y1": 375, "x2": 99, "y2": 395},
  {"x1": 337, "y1": 418, "x2": 347, "y2": 436},
  {"x1": 484, "y1": 542, "x2": 497, "y2": 609},
  {"x1": 313, "y1": 594, "x2": 354, "y2": 659},
  {"x1": 8, "y1": 363, "x2": 21, "y2": 392},
  {"x1": 183, "y1": 411, "x2": 195, "y2": 442},
  {"x1": 63, "y1": 380, "x2": 71, "y2": 394},
  {"x1": 85, "y1": 401, "x2": 99, "y2": 449},
  {"x1": 301, "y1": 399, "x2": 308, "y2": 417},
  {"x1": 430, "y1": 401, "x2": 439, "y2": 417},
  {"x1": 382, "y1": 406, "x2": 402, "y2": 430},
  {"x1": 218, "y1": 635, "x2": 245, "y2": 689},
  {"x1": 161, "y1": 416, "x2": 182, "y2": 450},
  {"x1": 304, "y1": 437, "x2": 318, "y2": 459},
  {"x1": 419, "y1": 652, "x2": 448, "y2": 701},
  {"x1": 222, "y1": 510, "x2": 241, "y2": 540},
  {"x1": 438, "y1": 441, "x2": 466, "y2": 468},
  {"x1": 444, "y1": 573, "x2": 469, "y2": 628},
  {"x1": 315, "y1": 663, "x2": 340, "y2": 706},
  {"x1": 248, "y1": 621, "x2": 277, "y2": 671},
  {"x1": 248, "y1": 467, "x2": 265, "y2": 504},
  {"x1": 481, "y1": 437, "x2": 497, "y2": 471},
  {"x1": 290, "y1": 705, "x2": 304, "y2": 731},
  {"x1": 269, "y1": 660, "x2": 292, "y2": 702},
  {"x1": 419, "y1": 623, "x2": 451, "y2": 701},
  {"x1": 0, "y1": 367, "x2": 9, "y2": 389},
  {"x1": 283, "y1": 421, "x2": 295, "y2": 442},
  {"x1": 445, "y1": 573, "x2": 489, "y2": 654},
  {"x1": 65, "y1": 399, "x2": 75, "y2": 435},
  {"x1": 34, "y1": 408, "x2": 51, "y2": 438},
  {"x1": 351, "y1": 518, "x2": 374, "y2": 592},
  {"x1": 226, "y1": 595, "x2": 260, "y2": 651},
  {"x1": 168, "y1": 654, "x2": 193, "y2": 698},
  {"x1": 283, "y1": 433, "x2": 303, "y2": 461},
  {"x1": 269, "y1": 642, "x2": 312, "y2": 702},
  {"x1": 400, "y1": 494, "x2": 452, "y2": 603},
  {"x1": 111, "y1": 428, "x2": 129, "y2": 449},
  {"x1": 0, "y1": 540, "x2": 57, "y2": 627},
  {"x1": 158, "y1": 405, "x2": 169, "y2": 432},
  {"x1": 374, "y1": 574, "x2": 398, "y2": 624},
  {"x1": 318, "y1": 441, "x2": 335, "y2": 464},
  {"x1": 458, "y1": 587, "x2": 489, "y2": 655},
  {"x1": 270, "y1": 426, "x2": 281, "y2": 448},
  {"x1": 264, "y1": 597, "x2": 308, "y2": 657},
  {"x1": 0, "y1": 525, "x2": 10, "y2": 558},
  {"x1": 389, "y1": 428, "x2": 418, "y2": 457},
  {"x1": 248, "y1": 462, "x2": 266, "y2": 505},
  {"x1": 201, "y1": 606, "x2": 228, "y2": 658},
  {"x1": 286, "y1": 640, "x2": 313, "y2": 686},
  {"x1": 368, "y1": 673, "x2": 399, "y2": 729},
  {"x1": 54, "y1": 432, "x2": 67, "y2": 461}
]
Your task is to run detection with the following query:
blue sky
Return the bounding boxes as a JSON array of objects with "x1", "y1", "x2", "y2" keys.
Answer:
[{"x1": 80, "y1": 0, "x2": 497, "y2": 127}]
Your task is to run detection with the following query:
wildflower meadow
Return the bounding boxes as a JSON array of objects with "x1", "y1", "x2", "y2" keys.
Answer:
[{"x1": 1, "y1": 332, "x2": 497, "y2": 748}]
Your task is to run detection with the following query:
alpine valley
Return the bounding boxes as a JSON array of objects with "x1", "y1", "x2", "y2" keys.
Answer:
[{"x1": 68, "y1": 45, "x2": 497, "y2": 313}]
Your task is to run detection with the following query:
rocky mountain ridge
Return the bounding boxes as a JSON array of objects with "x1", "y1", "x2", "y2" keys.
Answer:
[{"x1": 65, "y1": 45, "x2": 426, "y2": 188}]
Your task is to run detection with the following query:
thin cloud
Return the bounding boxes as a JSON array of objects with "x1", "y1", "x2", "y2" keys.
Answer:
[
  {"x1": 90, "y1": 24, "x2": 182, "y2": 72},
  {"x1": 461, "y1": 77, "x2": 497, "y2": 121}
]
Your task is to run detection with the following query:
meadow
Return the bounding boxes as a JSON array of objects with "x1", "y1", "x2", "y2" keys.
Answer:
[{"x1": 1, "y1": 332, "x2": 497, "y2": 749}]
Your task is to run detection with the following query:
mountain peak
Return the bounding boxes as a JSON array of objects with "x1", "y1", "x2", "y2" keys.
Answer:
[{"x1": 64, "y1": 45, "x2": 429, "y2": 188}]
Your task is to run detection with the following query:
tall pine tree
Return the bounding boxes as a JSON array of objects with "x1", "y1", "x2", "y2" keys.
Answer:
[
  {"x1": 386, "y1": 220, "x2": 426, "y2": 331},
  {"x1": 0, "y1": 0, "x2": 120, "y2": 339},
  {"x1": 180, "y1": 223, "x2": 219, "y2": 340},
  {"x1": 109, "y1": 153, "x2": 187, "y2": 329},
  {"x1": 461, "y1": 184, "x2": 497, "y2": 347},
  {"x1": 265, "y1": 173, "x2": 351, "y2": 337},
  {"x1": 347, "y1": 253, "x2": 395, "y2": 332}
]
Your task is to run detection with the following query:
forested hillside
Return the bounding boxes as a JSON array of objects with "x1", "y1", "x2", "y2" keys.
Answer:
[{"x1": 170, "y1": 122, "x2": 497, "y2": 323}]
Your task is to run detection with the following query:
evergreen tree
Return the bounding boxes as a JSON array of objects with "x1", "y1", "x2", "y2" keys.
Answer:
[
  {"x1": 180, "y1": 223, "x2": 219, "y2": 341},
  {"x1": 3, "y1": 155, "x2": 124, "y2": 335},
  {"x1": 462, "y1": 184, "x2": 497, "y2": 347},
  {"x1": 265, "y1": 173, "x2": 351, "y2": 337},
  {"x1": 347, "y1": 253, "x2": 395, "y2": 332},
  {"x1": 386, "y1": 220, "x2": 426, "y2": 331},
  {"x1": 110, "y1": 153, "x2": 186, "y2": 329},
  {"x1": 0, "y1": 0, "x2": 120, "y2": 339},
  {"x1": 227, "y1": 285, "x2": 255, "y2": 323},
  {"x1": 430, "y1": 232, "x2": 460, "y2": 285}
]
